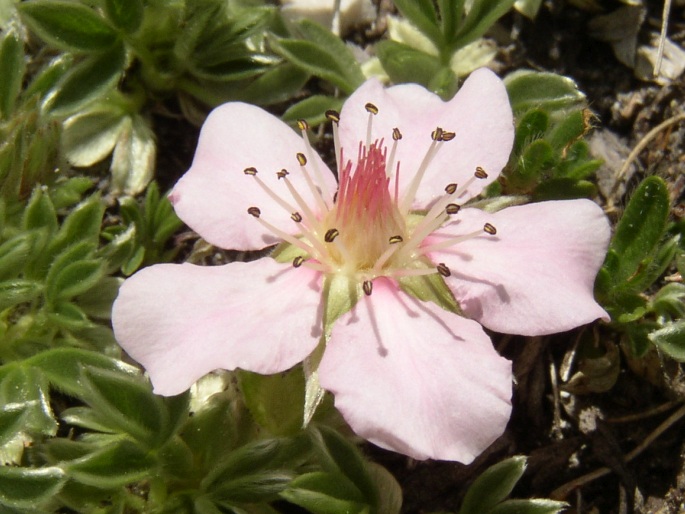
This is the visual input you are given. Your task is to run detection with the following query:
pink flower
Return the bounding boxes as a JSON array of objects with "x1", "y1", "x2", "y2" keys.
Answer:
[{"x1": 112, "y1": 68, "x2": 610, "y2": 462}]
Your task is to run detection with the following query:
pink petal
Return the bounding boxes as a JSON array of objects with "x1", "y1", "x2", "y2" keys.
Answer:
[
  {"x1": 338, "y1": 69, "x2": 514, "y2": 208},
  {"x1": 170, "y1": 103, "x2": 337, "y2": 250},
  {"x1": 112, "y1": 259, "x2": 323, "y2": 395},
  {"x1": 318, "y1": 279, "x2": 512, "y2": 462},
  {"x1": 428, "y1": 200, "x2": 611, "y2": 336}
]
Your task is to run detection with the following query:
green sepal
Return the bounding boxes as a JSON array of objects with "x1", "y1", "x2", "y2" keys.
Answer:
[
  {"x1": 271, "y1": 242, "x2": 309, "y2": 265},
  {"x1": 321, "y1": 274, "x2": 361, "y2": 337},
  {"x1": 398, "y1": 269, "x2": 462, "y2": 314}
]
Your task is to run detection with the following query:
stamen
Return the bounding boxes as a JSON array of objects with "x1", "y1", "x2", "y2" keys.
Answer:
[
  {"x1": 281, "y1": 175, "x2": 320, "y2": 228},
  {"x1": 293, "y1": 256, "x2": 305, "y2": 268},
  {"x1": 389, "y1": 235, "x2": 403, "y2": 244},
  {"x1": 440, "y1": 131, "x2": 455, "y2": 141},
  {"x1": 277, "y1": 169, "x2": 289, "y2": 179},
  {"x1": 386, "y1": 127, "x2": 402, "y2": 177},
  {"x1": 246, "y1": 170, "x2": 302, "y2": 221},
  {"x1": 445, "y1": 203, "x2": 460, "y2": 215},
  {"x1": 244, "y1": 166, "x2": 258, "y2": 176},
  {"x1": 291, "y1": 212, "x2": 303, "y2": 222},
  {"x1": 297, "y1": 119, "x2": 309, "y2": 131},
  {"x1": 431, "y1": 127, "x2": 444, "y2": 141},
  {"x1": 475, "y1": 166, "x2": 488, "y2": 179},
  {"x1": 365, "y1": 102, "x2": 378, "y2": 148},
  {"x1": 295, "y1": 152, "x2": 329, "y2": 215},
  {"x1": 418, "y1": 228, "x2": 492, "y2": 255},
  {"x1": 325, "y1": 110, "x2": 340, "y2": 123},
  {"x1": 298, "y1": 124, "x2": 333, "y2": 208},
  {"x1": 251, "y1": 213, "x2": 319, "y2": 258},
  {"x1": 363, "y1": 280, "x2": 373, "y2": 296},
  {"x1": 324, "y1": 228, "x2": 340, "y2": 243},
  {"x1": 445, "y1": 183, "x2": 457, "y2": 194},
  {"x1": 437, "y1": 263, "x2": 451, "y2": 277},
  {"x1": 484, "y1": 223, "x2": 497, "y2": 235},
  {"x1": 247, "y1": 206, "x2": 261, "y2": 217}
]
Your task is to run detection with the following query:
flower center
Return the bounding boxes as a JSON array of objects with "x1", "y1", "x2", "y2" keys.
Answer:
[{"x1": 244, "y1": 104, "x2": 498, "y2": 296}]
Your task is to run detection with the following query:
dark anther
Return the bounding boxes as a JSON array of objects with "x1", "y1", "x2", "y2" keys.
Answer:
[
  {"x1": 431, "y1": 127, "x2": 444, "y2": 141},
  {"x1": 297, "y1": 119, "x2": 309, "y2": 131},
  {"x1": 392, "y1": 127, "x2": 403, "y2": 141},
  {"x1": 365, "y1": 102, "x2": 379, "y2": 115},
  {"x1": 445, "y1": 203, "x2": 461, "y2": 215},
  {"x1": 475, "y1": 166, "x2": 488, "y2": 179},
  {"x1": 445, "y1": 183, "x2": 458, "y2": 194},
  {"x1": 324, "y1": 228, "x2": 340, "y2": 242},
  {"x1": 333, "y1": 191, "x2": 338, "y2": 203},
  {"x1": 325, "y1": 110, "x2": 341, "y2": 123},
  {"x1": 389, "y1": 235, "x2": 403, "y2": 244},
  {"x1": 247, "y1": 207, "x2": 261, "y2": 218},
  {"x1": 243, "y1": 167, "x2": 257, "y2": 176},
  {"x1": 484, "y1": 223, "x2": 497, "y2": 235},
  {"x1": 363, "y1": 280, "x2": 373, "y2": 296},
  {"x1": 296, "y1": 153, "x2": 307, "y2": 166},
  {"x1": 291, "y1": 212, "x2": 303, "y2": 223},
  {"x1": 293, "y1": 256, "x2": 305, "y2": 268},
  {"x1": 440, "y1": 131, "x2": 455, "y2": 141},
  {"x1": 437, "y1": 263, "x2": 451, "y2": 277},
  {"x1": 277, "y1": 169, "x2": 289, "y2": 179}
]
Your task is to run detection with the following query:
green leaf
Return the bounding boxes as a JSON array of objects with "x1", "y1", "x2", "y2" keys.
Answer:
[
  {"x1": 0, "y1": 233, "x2": 38, "y2": 281},
  {"x1": 450, "y1": 0, "x2": 517, "y2": 50},
  {"x1": 110, "y1": 114, "x2": 156, "y2": 195},
  {"x1": 45, "y1": 45, "x2": 125, "y2": 117},
  {"x1": 238, "y1": 368, "x2": 305, "y2": 436},
  {"x1": 0, "y1": 405, "x2": 28, "y2": 448},
  {"x1": 459, "y1": 456, "x2": 527, "y2": 514},
  {"x1": 532, "y1": 178, "x2": 596, "y2": 201},
  {"x1": 239, "y1": 63, "x2": 310, "y2": 105},
  {"x1": 514, "y1": 110, "x2": 549, "y2": 153},
  {"x1": 64, "y1": 439, "x2": 156, "y2": 488},
  {"x1": 366, "y1": 462, "x2": 402, "y2": 514},
  {"x1": 376, "y1": 40, "x2": 443, "y2": 89},
  {"x1": 78, "y1": 366, "x2": 166, "y2": 447},
  {"x1": 62, "y1": 105, "x2": 127, "y2": 167},
  {"x1": 0, "y1": 28, "x2": 25, "y2": 119},
  {"x1": 0, "y1": 279, "x2": 43, "y2": 311},
  {"x1": 28, "y1": 348, "x2": 139, "y2": 397},
  {"x1": 281, "y1": 96, "x2": 344, "y2": 128},
  {"x1": 505, "y1": 70, "x2": 586, "y2": 115},
  {"x1": 50, "y1": 176, "x2": 94, "y2": 210},
  {"x1": 281, "y1": 471, "x2": 367, "y2": 514},
  {"x1": 0, "y1": 466, "x2": 66, "y2": 508},
  {"x1": 311, "y1": 426, "x2": 376, "y2": 505},
  {"x1": 104, "y1": 0, "x2": 143, "y2": 33},
  {"x1": 22, "y1": 54, "x2": 73, "y2": 102},
  {"x1": 650, "y1": 283, "x2": 685, "y2": 319},
  {"x1": 44, "y1": 240, "x2": 97, "y2": 289},
  {"x1": 393, "y1": 0, "x2": 443, "y2": 48},
  {"x1": 74, "y1": 276, "x2": 121, "y2": 319},
  {"x1": 0, "y1": 366, "x2": 58, "y2": 439},
  {"x1": 604, "y1": 177, "x2": 670, "y2": 287},
  {"x1": 18, "y1": 0, "x2": 118, "y2": 52},
  {"x1": 488, "y1": 498, "x2": 568, "y2": 514},
  {"x1": 650, "y1": 321, "x2": 685, "y2": 362},
  {"x1": 270, "y1": 20, "x2": 364, "y2": 95},
  {"x1": 23, "y1": 187, "x2": 58, "y2": 233},
  {"x1": 209, "y1": 472, "x2": 294, "y2": 505},
  {"x1": 46, "y1": 301, "x2": 95, "y2": 330},
  {"x1": 46, "y1": 259, "x2": 104, "y2": 302}
]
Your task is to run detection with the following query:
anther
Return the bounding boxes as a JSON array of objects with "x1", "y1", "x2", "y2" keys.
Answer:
[
  {"x1": 297, "y1": 119, "x2": 309, "y2": 131},
  {"x1": 437, "y1": 263, "x2": 451, "y2": 277},
  {"x1": 293, "y1": 256, "x2": 304, "y2": 268},
  {"x1": 475, "y1": 166, "x2": 488, "y2": 179},
  {"x1": 296, "y1": 153, "x2": 307, "y2": 166},
  {"x1": 389, "y1": 235, "x2": 403, "y2": 244},
  {"x1": 243, "y1": 167, "x2": 258, "y2": 176},
  {"x1": 325, "y1": 110, "x2": 340, "y2": 123},
  {"x1": 324, "y1": 228, "x2": 340, "y2": 242},
  {"x1": 365, "y1": 102, "x2": 379, "y2": 115},
  {"x1": 392, "y1": 127, "x2": 402, "y2": 140},
  {"x1": 445, "y1": 203, "x2": 461, "y2": 215},
  {"x1": 440, "y1": 131, "x2": 455, "y2": 141},
  {"x1": 247, "y1": 206, "x2": 261, "y2": 218},
  {"x1": 291, "y1": 212, "x2": 303, "y2": 223},
  {"x1": 484, "y1": 223, "x2": 497, "y2": 235},
  {"x1": 363, "y1": 280, "x2": 373, "y2": 296},
  {"x1": 445, "y1": 183, "x2": 458, "y2": 194},
  {"x1": 431, "y1": 127, "x2": 444, "y2": 141},
  {"x1": 277, "y1": 169, "x2": 289, "y2": 179}
]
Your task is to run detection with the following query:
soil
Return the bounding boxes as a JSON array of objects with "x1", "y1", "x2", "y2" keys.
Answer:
[{"x1": 149, "y1": 1, "x2": 685, "y2": 512}]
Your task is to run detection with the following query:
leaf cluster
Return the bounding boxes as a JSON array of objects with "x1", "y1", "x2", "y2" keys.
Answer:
[{"x1": 595, "y1": 176, "x2": 685, "y2": 360}]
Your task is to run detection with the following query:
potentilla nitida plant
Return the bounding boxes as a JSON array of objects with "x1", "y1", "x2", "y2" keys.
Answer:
[{"x1": 113, "y1": 68, "x2": 610, "y2": 462}]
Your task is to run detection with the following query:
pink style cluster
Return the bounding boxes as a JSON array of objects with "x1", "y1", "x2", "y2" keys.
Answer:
[{"x1": 112, "y1": 69, "x2": 611, "y2": 463}]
